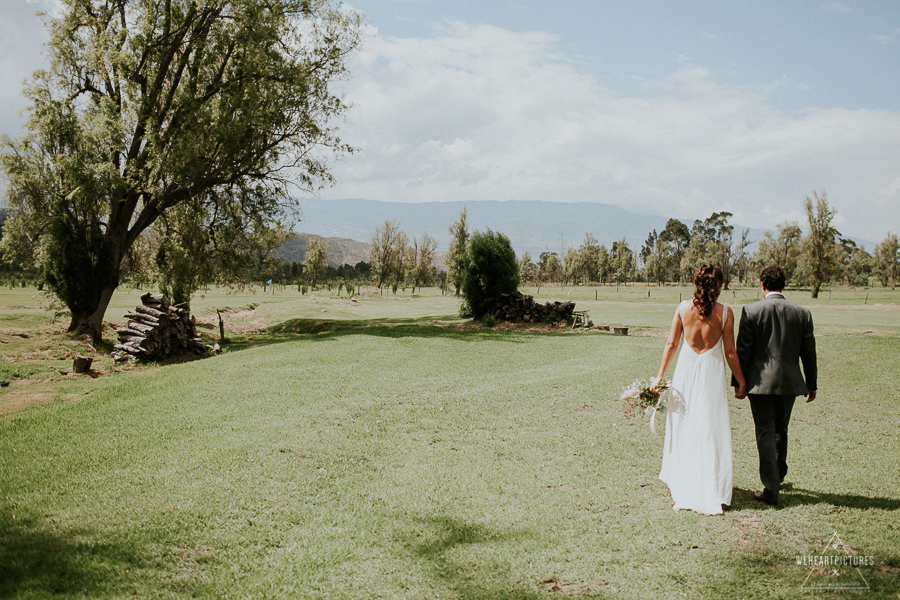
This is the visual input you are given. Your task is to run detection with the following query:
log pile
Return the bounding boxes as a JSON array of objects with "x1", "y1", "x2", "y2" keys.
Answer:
[
  {"x1": 112, "y1": 293, "x2": 207, "y2": 362},
  {"x1": 489, "y1": 291, "x2": 576, "y2": 325}
]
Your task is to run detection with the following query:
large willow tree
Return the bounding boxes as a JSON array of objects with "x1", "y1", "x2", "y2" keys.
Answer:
[{"x1": 0, "y1": 0, "x2": 360, "y2": 340}]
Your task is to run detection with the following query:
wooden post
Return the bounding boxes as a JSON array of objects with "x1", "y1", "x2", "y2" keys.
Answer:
[{"x1": 217, "y1": 309, "x2": 225, "y2": 341}]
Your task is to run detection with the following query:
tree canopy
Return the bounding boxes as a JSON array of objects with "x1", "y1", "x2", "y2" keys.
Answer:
[{"x1": 0, "y1": 0, "x2": 361, "y2": 339}]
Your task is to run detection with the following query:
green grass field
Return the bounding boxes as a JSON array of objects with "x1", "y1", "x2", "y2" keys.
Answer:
[{"x1": 1, "y1": 284, "x2": 899, "y2": 598}]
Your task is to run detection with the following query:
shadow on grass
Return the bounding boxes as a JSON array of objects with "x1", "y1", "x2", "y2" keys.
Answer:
[
  {"x1": 221, "y1": 317, "x2": 555, "y2": 352},
  {"x1": 0, "y1": 505, "x2": 157, "y2": 598},
  {"x1": 732, "y1": 486, "x2": 900, "y2": 511},
  {"x1": 783, "y1": 487, "x2": 900, "y2": 511},
  {"x1": 407, "y1": 515, "x2": 608, "y2": 599}
]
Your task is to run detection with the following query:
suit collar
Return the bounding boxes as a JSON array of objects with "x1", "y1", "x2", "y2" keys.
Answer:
[{"x1": 765, "y1": 291, "x2": 785, "y2": 299}]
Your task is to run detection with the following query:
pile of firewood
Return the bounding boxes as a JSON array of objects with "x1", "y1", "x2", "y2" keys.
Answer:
[
  {"x1": 112, "y1": 293, "x2": 206, "y2": 362},
  {"x1": 489, "y1": 291, "x2": 576, "y2": 325}
]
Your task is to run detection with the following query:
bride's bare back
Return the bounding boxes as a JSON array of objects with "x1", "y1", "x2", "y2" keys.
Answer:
[
  {"x1": 682, "y1": 301, "x2": 726, "y2": 354},
  {"x1": 654, "y1": 299, "x2": 747, "y2": 397}
]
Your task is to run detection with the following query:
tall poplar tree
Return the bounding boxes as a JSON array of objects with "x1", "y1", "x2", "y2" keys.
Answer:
[
  {"x1": 802, "y1": 191, "x2": 840, "y2": 298},
  {"x1": 446, "y1": 208, "x2": 469, "y2": 295}
]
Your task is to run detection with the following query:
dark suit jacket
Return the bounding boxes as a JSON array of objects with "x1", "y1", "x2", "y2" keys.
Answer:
[{"x1": 733, "y1": 294, "x2": 817, "y2": 396}]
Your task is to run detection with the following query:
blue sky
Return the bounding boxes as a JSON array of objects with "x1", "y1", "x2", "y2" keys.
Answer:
[
  {"x1": 350, "y1": 0, "x2": 900, "y2": 113},
  {"x1": 2, "y1": 0, "x2": 899, "y2": 243}
]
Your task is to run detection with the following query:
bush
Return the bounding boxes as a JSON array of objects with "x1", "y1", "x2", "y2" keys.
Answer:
[{"x1": 459, "y1": 229, "x2": 520, "y2": 319}]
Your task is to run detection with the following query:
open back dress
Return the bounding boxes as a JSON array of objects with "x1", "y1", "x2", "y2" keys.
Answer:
[{"x1": 658, "y1": 300, "x2": 733, "y2": 515}]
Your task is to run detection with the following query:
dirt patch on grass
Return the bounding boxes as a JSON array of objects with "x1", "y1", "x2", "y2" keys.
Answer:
[
  {"x1": 838, "y1": 303, "x2": 898, "y2": 310},
  {"x1": 726, "y1": 509, "x2": 773, "y2": 552},
  {"x1": 23, "y1": 348, "x2": 73, "y2": 361},
  {"x1": 0, "y1": 391, "x2": 54, "y2": 414},
  {"x1": 195, "y1": 307, "x2": 268, "y2": 335},
  {"x1": 428, "y1": 320, "x2": 572, "y2": 334}
]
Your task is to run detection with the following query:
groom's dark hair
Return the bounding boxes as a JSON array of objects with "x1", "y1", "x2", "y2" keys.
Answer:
[{"x1": 760, "y1": 266, "x2": 786, "y2": 292}]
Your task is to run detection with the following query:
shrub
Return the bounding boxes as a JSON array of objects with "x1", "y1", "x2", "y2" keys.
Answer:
[{"x1": 459, "y1": 229, "x2": 520, "y2": 319}]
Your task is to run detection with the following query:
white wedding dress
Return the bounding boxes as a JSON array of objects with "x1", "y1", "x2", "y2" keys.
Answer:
[{"x1": 658, "y1": 301, "x2": 733, "y2": 515}]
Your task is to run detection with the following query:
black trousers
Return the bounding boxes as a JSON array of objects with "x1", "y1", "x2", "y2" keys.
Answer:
[{"x1": 748, "y1": 394, "x2": 796, "y2": 502}]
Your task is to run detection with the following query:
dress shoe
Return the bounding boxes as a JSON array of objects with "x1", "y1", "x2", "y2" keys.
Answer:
[{"x1": 752, "y1": 491, "x2": 777, "y2": 506}]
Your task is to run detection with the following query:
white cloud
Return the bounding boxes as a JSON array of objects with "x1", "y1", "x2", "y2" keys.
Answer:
[
  {"x1": 328, "y1": 22, "x2": 900, "y2": 240},
  {"x1": 820, "y1": 2, "x2": 852, "y2": 14},
  {"x1": 871, "y1": 28, "x2": 900, "y2": 46}
]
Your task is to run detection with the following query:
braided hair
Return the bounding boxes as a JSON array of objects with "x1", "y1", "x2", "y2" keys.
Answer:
[{"x1": 692, "y1": 264, "x2": 724, "y2": 317}]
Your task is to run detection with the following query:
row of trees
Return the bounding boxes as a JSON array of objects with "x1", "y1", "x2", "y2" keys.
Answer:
[
  {"x1": 3, "y1": 190, "x2": 898, "y2": 310},
  {"x1": 252, "y1": 223, "x2": 442, "y2": 294},
  {"x1": 233, "y1": 194, "x2": 900, "y2": 298},
  {"x1": 517, "y1": 192, "x2": 899, "y2": 297},
  {"x1": 368, "y1": 222, "x2": 440, "y2": 292}
]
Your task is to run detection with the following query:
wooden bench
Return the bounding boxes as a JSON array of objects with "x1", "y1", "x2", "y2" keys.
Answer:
[{"x1": 571, "y1": 310, "x2": 590, "y2": 330}]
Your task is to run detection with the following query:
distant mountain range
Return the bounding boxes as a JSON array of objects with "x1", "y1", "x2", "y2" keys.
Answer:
[
  {"x1": 280, "y1": 232, "x2": 451, "y2": 269},
  {"x1": 289, "y1": 198, "x2": 773, "y2": 261},
  {"x1": 279, "y1": 232, "x2": 374, "y2": 268}
]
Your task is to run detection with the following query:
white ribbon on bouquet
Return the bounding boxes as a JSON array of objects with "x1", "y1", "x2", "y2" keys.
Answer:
[{"x1": 649, "y1": 387, "x2": 669, "y2": 436}]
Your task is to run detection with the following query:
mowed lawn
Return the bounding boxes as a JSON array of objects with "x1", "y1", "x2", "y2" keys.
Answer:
[{"x1": 1, "y1": 286, "x2": 898, "y2": 598}]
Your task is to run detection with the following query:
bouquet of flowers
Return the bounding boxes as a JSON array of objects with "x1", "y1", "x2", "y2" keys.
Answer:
[{"x1": 621, "y1": 378, "x2": 671, "y2": 419}]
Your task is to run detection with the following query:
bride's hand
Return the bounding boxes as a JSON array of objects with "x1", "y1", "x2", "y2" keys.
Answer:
[{"x1": 650, "y1": 376, "x2": 661, "y2": 393}]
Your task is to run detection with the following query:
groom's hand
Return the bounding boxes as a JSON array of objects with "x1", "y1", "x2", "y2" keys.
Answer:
[{"x1": 806, "y1": 390, "x2": 817, "y2": 403}]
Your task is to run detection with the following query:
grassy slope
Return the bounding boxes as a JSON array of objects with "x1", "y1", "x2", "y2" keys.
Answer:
[{"x1": 1, "y1": 285, "x2": 898, "y2": 598}]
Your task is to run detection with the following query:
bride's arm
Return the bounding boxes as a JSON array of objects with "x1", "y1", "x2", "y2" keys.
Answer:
[
  {"x1": 652, "y1": 306, "x2": 683, "y2": 392},
  {"x1": 723, "y1": 307, "x2": 747, "y2": 398}
]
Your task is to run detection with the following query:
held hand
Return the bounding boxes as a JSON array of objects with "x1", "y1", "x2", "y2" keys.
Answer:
[
  {"x1": 806, "y1": 390, "x2": 817, "y2": 403},
  {"x1": 650, "y1": 376, "x2": 661, "y2": 394},
  {"x1": 734, "y1": 384, "x2": 747, "y2": 399}
]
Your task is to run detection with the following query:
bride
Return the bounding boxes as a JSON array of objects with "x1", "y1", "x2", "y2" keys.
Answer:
[{"x1": 651, "y1": 264, "x2": 747, "y2": 515}]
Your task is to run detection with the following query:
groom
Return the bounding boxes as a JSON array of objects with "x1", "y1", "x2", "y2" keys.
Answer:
[{"x1": 733, "y1": 266, "x2": 818, "y2": 507}]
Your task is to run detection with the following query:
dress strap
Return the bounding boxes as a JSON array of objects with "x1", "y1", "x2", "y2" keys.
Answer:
[
  {"x1": 718, "y1": 303, "x2": 727, "y2": 343},
  {"x1": 679, "y1": 300, "x2": 687, "y2": 321}
]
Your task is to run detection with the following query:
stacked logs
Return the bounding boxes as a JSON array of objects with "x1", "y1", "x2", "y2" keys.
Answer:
[
  {"x1": 489, "y1": 291, "x2": 576, "y2": 325},
  {"x1": 112, "y1": 293, "x2": 206, "y2": 362}
]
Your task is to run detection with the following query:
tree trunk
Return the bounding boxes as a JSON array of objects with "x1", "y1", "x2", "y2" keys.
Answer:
[
  {"x1": 68, "y1": 286, "x2": 116, "y2": 343},
  {"x1": 810, "y1": 281, "x2": 821, "y2": 298}
]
